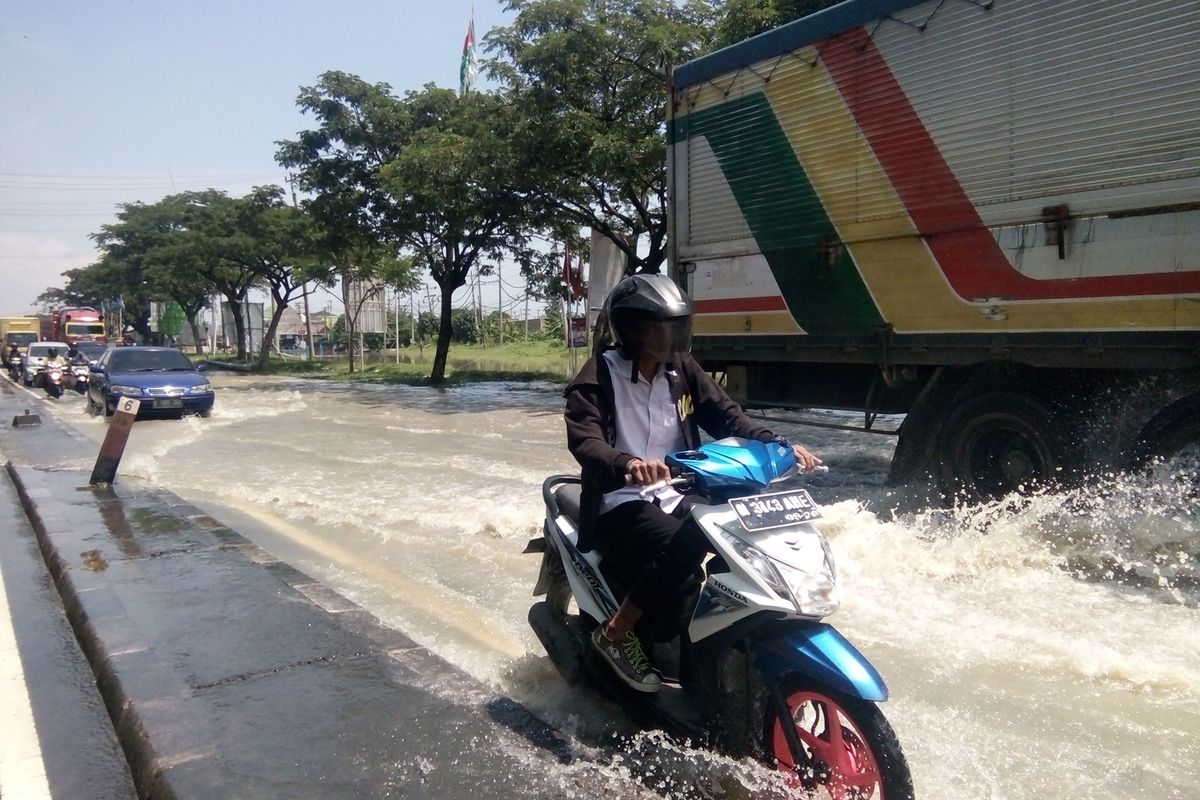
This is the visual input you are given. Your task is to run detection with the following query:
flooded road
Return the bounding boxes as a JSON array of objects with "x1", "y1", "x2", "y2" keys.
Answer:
[{"x1": 35, "y1": 374, "x2": 1200, "y2": 799}]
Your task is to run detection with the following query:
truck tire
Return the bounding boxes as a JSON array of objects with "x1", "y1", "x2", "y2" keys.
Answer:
[
  {"x1": 937, "y1": 390, "x2": 1064, "y2": 502},
  {"x1": 1130, "y1": 396, "x2": 1200, "y2": 473}
]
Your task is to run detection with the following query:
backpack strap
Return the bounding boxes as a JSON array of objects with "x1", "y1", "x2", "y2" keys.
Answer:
[{"x1": 595, "y1": 352, "x2": 617, "y2": 447}]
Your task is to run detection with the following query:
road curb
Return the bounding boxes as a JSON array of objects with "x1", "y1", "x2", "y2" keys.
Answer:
[
  {"x1": 5, "y1": 462, "x2": 175, "y2": 799},
  {"x1": 2, "y1": 454, "x2": 575, "y2": 798}
]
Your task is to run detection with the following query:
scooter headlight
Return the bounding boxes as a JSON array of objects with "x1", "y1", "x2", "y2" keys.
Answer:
[
  {"x1": 771, "y1": 537, "x2": 840, "y2": 618},
  {"x1": 717, "y1": 525, "x2": 840, "y2": 618}
]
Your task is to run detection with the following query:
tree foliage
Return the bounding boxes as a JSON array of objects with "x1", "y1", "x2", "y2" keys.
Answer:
[
  {"x1": 487, "y1": 0, "x2": 714, "y2": 277},
  {"x1": 279, "y1": 74, "x2": 536, "y2": 383},
  {"x1": 711, "y1": 0, "x2": 842, "y2": 48}
]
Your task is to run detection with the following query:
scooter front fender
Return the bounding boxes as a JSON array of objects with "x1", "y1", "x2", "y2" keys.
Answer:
[{"x1": 754, "y1": 622, "x2": 888, "y2": 702}]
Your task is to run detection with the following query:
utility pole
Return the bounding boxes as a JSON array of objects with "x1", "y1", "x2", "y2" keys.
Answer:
[
  {"x1": 498, "y1": 263, "x2": 504, "y2": 346},
  {"x1": 287, "y1": 175, "x2": 315, "y2": 361},
  {"x1": 477, "y1": 266, "x2": 485, "y2": 347}
]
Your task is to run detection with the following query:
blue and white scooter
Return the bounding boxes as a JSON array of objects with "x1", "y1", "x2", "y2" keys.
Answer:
[{"x1": 527, "y1": 437, "x2": 913, "y2": 799}]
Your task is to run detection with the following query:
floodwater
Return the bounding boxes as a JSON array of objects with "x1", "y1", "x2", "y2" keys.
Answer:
[{"x1": 40, "y1": 375, "x2": 1200, "y2": 799}]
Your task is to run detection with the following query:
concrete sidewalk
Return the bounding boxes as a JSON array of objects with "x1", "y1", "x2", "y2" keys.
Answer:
[
  {"x1": 0, "y1": 471, "x2": 136, "y2": 800},
  {"x1": 0, "y1": 385, "x2": 575, "y2": 799}
]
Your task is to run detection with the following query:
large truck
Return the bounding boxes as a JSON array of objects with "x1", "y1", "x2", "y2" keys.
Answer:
[
  {"x1": 0, "y1": 317, "x2": 40, "y2": 366},
  {"x1": 667, "y1": 0, "x2": 1199, "y2": 500},
  {"x1": 39, "y1": 307, "x2": 106, "y2": 344}
]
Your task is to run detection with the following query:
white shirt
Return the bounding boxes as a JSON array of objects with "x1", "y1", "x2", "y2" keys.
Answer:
[{"x1": 599, "y1": 349, "x2": 687, "y2": 514}]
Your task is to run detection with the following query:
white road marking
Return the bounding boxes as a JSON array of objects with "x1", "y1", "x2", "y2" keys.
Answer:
[{"x1": 0, "y1": 545, "x2": 52, "y2": 800}]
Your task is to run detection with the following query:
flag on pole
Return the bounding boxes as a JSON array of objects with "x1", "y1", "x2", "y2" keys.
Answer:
[{"x1": 459, "y1": 9, "x2": 478, "y2": 96}]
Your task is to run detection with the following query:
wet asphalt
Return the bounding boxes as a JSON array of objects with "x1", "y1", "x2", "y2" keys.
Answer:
[{"x1": 0, "y1": 381, "x2": 579, "y2": 799}]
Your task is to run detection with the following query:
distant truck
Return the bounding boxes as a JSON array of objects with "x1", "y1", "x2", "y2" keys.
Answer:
[
  {"x1": 40, "y1": 307, "x2": 107, "y2": 344},
  {"x1": 667, "y1": 0, "x2": 1199, "y2": 500},
  {"x1": 0, "y1": 317, "x2": 39, "y2": 366}
]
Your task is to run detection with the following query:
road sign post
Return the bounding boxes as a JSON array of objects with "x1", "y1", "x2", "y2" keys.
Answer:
[{"x1": 89, "y1": 397, "x2": 140, "y2": 486}]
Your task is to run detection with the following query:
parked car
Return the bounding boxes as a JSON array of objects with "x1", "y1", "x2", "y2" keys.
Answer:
[
  {"x1": 86, "y1": 346, "x2": 214, "y2": 418},
  {"x1": 22, "y1": 341, "x2": 70, "y2": 386}
]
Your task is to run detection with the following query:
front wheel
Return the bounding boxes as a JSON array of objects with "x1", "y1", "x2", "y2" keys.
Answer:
[{"x1": 766, "y1": 682, "x2": 913, "y2": 800}]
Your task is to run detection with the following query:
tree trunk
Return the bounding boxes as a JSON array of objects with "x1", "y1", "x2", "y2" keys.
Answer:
[
  {"x1": 430, "y1": 283, "x2": 455, "y2": 385},
  {"x1": 257, "y1": 294, "x2": 288, "y2": 370},
  {"x1": 341, "y1": 278, "x2": 356, "y2": 374},
  {"x1": 188, "y1": 317, "x2": 204, "y2": 354},
  {"x1": 226, "y1": 297, "x2": 248, "y2": 361}
]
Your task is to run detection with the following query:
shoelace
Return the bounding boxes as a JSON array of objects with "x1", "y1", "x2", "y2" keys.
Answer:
[{"x1": 620, "y1": 632, "x2": 653, "y2": 674}]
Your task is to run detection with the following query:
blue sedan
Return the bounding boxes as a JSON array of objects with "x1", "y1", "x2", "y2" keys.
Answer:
[{"x1": 87, "y1": 346, "x2": 215, "y2": 418}]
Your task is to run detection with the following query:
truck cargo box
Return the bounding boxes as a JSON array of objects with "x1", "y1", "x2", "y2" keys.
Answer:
[
  {"x1": 667, "y1": 0, "x2": 1200, "y2": 500},
  {"x1": 669, "y1": 0, "x2": 1200, "y2": 344}
]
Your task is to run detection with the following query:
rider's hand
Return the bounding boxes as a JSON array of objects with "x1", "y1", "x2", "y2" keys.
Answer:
[
  {"x1": 793, "y1": 445, "x2": 823, "y2": 473},
  {"x1": 625, "y1": 458, "x2": 672, "y2": 486}
]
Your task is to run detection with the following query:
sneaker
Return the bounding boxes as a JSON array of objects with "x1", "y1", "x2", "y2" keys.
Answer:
[{"x1": 591, "y1": 626, "x2": 661, "y2": 693}]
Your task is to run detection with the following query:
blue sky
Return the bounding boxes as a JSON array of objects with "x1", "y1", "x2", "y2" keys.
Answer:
[{"x1": 0, "y1": 0, "x2": 509, "y2": 317}]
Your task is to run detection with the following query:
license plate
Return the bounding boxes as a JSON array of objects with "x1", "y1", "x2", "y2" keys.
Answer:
[
  {"x1": 152, "y1": 398, "x2": 183, "y2": 409},
  {"x1": 729, "y1": 489, "x2": 822, "y2": 531}
]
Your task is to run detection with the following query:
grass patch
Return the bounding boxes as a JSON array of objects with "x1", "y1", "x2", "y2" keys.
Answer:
[{"x1": 202, "y1": 341, "x2": 578, "y2": 386}]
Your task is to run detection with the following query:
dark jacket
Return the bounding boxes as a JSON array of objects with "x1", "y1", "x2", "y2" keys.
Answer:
[{"x1": 564, "y1": 350, "x2": 775, "y2": 551}]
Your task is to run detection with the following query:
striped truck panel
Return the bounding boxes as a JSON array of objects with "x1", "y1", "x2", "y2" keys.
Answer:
[{"x1": 669, "y1": 0, "x2": 1200, "y2": 337}]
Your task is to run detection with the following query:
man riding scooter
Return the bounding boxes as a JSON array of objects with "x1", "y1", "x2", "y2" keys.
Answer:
[
  {"x1": 563, "y1": 274, "x2": 821, "y2": 692},
  {"x1": 7, "y1": 344, "x2": 21, "y2": 381},
  {"x1": 64, "y1": 342, "x2": 89, "y2": 393}
]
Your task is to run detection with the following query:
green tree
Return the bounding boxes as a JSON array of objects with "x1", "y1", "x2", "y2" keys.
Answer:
[
  {"x1": 214, "y1": 186, "x2": 333, "y2": 368},
  {"x1": 487, "y1": 0, "x2": 714, "y2": 275},
  {"x1": 279, "y1": 74, "x2": 535, "y2": 383},
  {"x1": 159, "y1": 190, "x2": 260, "y2": 360},
  {"x1": 416, "y1": 311, "x2": 439, "y2": 342},
  {"x1": 541, "y1": 300, "x2": 566, "y2": 346},
  {"x1": 450, "y1": 308, "x2": 479, "y2": 344},
  {"x1": 117, "y1": 196, "x2": 215, "y2": 350},
  {"x1": 90, "y1": 197, "x2": 217, "y2": 345},
  {"x1": 711, "y1": 0, "x2": 841, "y2": 48},
  {"x1": 37, "y1": 255, "x2": 154, "y2": 342}
]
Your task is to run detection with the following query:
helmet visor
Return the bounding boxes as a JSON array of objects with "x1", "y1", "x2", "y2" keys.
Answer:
[{"x1": 627, "y1": 317, "x2": 692, "y2": 362}]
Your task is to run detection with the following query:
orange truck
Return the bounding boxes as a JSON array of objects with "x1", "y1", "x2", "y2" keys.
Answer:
[
  {"x1": 667, "y1": 0, "x2": 1199, "y2": 499},
  {"x1": 40, "y1": 307, "x2": 107, "y2": 344}
]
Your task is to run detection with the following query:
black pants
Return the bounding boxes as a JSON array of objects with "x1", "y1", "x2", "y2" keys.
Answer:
[{"x1": 594, "y1": 499, "x2": 710, "y2": 624}]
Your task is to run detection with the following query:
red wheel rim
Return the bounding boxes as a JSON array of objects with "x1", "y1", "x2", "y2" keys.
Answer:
[{"x1": 772, "y1": 690, "x2": 884, "y2": 799}]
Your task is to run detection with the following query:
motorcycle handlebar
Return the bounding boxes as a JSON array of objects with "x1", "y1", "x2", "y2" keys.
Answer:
[
  {"x1": 636, "y1": 465, "x2": 829, "y2": 499},
  {"x1": 637, "y1": 476, "x2": 693, "y2": 499}
]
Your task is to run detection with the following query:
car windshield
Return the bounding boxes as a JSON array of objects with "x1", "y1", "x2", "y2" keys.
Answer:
[
  {"x1": 27, "y1": 344, "x2": 67, "y2": 357},
  {"x1": 5, "y1": 333, "x2": 36, "y2": 347},
  {"x1": 75, "y1": 343, "x2": 108, "y2": 358},
  {"x1": 108, "y1": 349, "x2": 195, "y2": 372}
]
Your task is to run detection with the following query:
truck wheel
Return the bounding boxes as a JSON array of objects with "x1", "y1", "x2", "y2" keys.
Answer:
[
  {"x1": 937, "y1": 391, "x2": 1063, "y2": 502},
  {"x1": 1130, "y1": 397, "x2": 1200, "y2": 476}
]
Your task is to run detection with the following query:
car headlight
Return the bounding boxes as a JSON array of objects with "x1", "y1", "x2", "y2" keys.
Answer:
[
  {"x1": 187, "y1": 383, "x2": 212, "y2": 395},
  {"x1": 717, "y1": 525, "x2": 840, "y2": 618},
  {"x1": 110, "y1": 385, "x2": 144, "y2": 397}
]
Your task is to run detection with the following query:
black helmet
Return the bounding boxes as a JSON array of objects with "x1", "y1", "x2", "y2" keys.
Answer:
[{"x1": 604, "y1": 273, "x2": 693, "y2": 362}]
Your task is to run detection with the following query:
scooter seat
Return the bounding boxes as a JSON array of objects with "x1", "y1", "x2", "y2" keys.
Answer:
[{"x1": 554, "y1": 483, "x2": 582, "y2": 524}]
